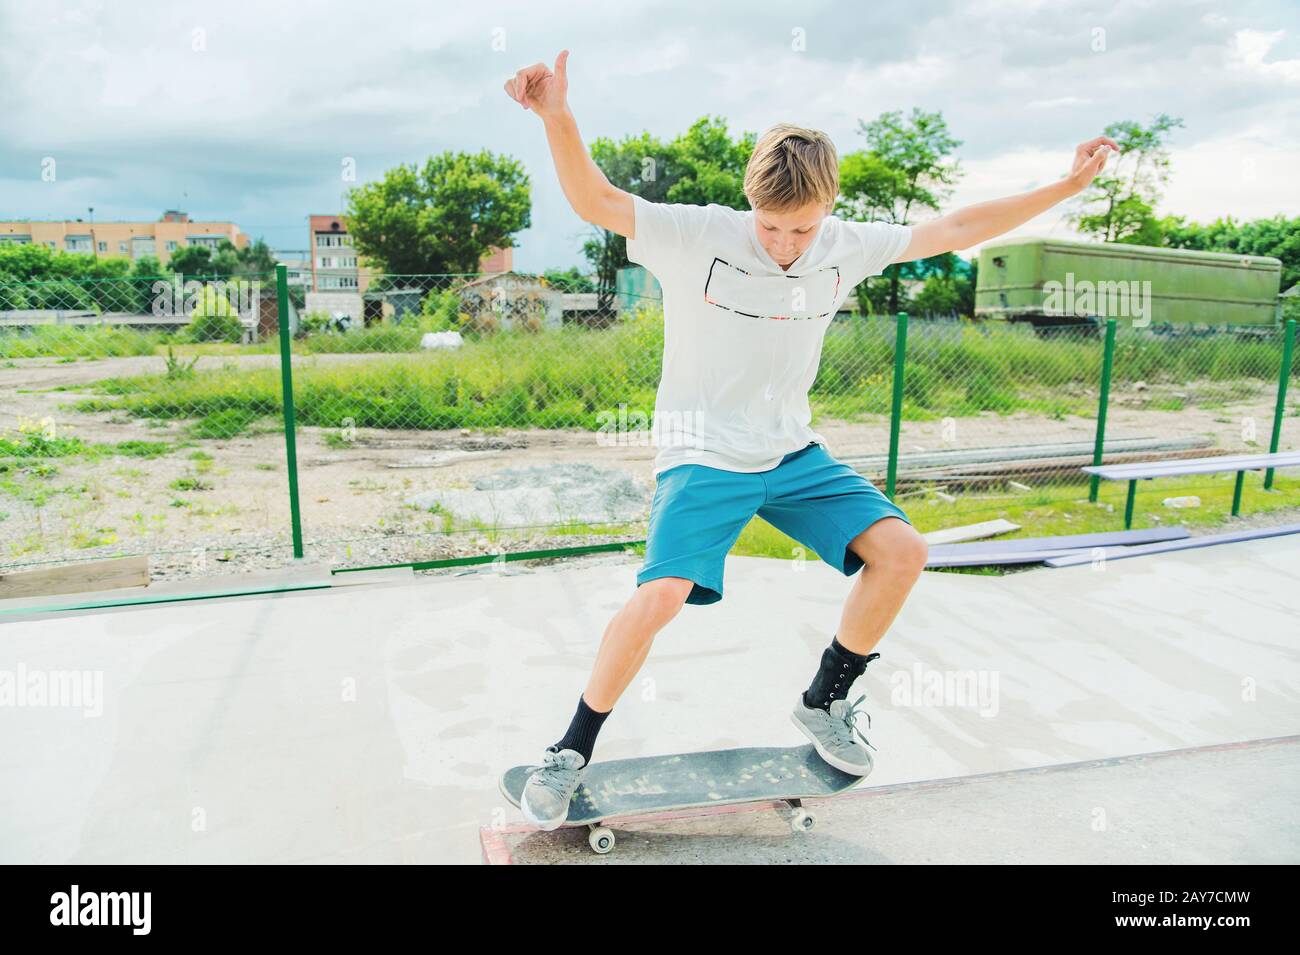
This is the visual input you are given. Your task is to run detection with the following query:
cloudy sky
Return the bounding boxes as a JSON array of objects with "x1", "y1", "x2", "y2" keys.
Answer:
[{"x1": 1, "y1": 0, "x2": 1296, "y2": 272}]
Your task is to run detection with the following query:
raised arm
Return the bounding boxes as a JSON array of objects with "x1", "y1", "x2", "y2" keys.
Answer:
[
  {"x1": 890, "y1": 136, "x2": 1120, "y2": 263},
  {"x1": 505, "y1": 50, "x2": 635, "y2": 238}
]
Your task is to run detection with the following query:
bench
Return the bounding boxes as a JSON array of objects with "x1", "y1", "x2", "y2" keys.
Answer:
[{"x1": 1082, "y1": 450, "x2": 1300, "y2": 528}]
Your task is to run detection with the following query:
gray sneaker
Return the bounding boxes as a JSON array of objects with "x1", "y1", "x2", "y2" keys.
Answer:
[
  {"x1": 520, "y1": 747, "x2": 588, "y2": 830},
  {"x1": 791, "y1": 694, "x2": 878, "y2": 776}
]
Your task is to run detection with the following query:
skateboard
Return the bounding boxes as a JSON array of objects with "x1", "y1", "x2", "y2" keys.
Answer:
[{"x1": 499, "y1": 744, "x2": 864, "y2": 854}]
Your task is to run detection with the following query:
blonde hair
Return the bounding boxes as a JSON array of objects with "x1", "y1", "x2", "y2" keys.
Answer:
[{"x1": 743, "y1": 124, "x2": 840, "y2": 213}]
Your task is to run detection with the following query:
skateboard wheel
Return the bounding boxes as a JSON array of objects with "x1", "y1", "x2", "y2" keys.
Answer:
[
  {"x1": 790, "y1": 808, "x2": 817, "y2": 833},
  {"x1": 588, "y1": 825, "x2": 615, "y2": 854}
]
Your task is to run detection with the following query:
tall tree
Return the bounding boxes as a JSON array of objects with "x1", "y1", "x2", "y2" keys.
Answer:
[
  {"x1": 167, "y1": 245, "x2": 217, "y2": 279},
  {"x1": 842, "y1": 108, "x2": 963, "y2": 315},
  {"x1": 587, "y1": 117, "x2": 759, "y2": 317},
  {"x1": 344, "y1": 150, "x2": 531, "y2": 275},
  {"x1": 1068, "y1": 113, "x2": 1184, "y2": 243}
]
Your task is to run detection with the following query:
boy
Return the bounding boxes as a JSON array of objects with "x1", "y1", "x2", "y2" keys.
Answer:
[{"x1": 505, "y1": 51, "x2": 1115, "y2": 829}]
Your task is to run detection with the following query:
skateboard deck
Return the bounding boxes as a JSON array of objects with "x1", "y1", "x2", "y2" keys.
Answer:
[{"x1": 499, "y1": 744, "x2": 864, "y2": 852}]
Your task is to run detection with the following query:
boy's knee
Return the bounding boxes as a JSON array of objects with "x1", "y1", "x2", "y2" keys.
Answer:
[
  {"x1": 637, "y1": 576, "x2": 695, "y2": 611},
  {"x1": 896, "y1": 530, "x2": 928, "y2": 576},
  {"x1": 854, "y1": 522, "x2": 928, "y2": 578}
]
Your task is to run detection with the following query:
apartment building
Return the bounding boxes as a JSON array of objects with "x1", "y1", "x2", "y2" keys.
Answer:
[
  {"x1": 0, "y1": 210, "x2": 247, "y2": 266},
  {"x1": 273, "y1": 250, "x2": 314, "y2": 289}
]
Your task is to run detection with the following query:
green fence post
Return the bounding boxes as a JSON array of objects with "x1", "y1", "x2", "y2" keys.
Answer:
[
  {"x1": 276, "y1": 264, "x2": 305, "y2": 560},
  {"x1": 886, "y1": 311, "x2": 908, "y2": 501},
  {"x1": 1089, "y1": 318, "x2": 1118, "y2": 503},
  {"x1": 1265, "y1": 318, "x2": 1296, "y2": 490}
]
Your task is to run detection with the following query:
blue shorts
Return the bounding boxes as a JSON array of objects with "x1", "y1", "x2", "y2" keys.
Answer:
[{"x1": 637, "y1": 441, "x2": 912, "y2": 605}]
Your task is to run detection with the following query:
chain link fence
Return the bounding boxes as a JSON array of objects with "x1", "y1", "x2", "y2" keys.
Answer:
[
  {"x1": 1, "y1": 268, "x2": 1297, "y2": 586},
  {"x1": 887, "y1": 318, "x2": 1298, "y2": 532}
]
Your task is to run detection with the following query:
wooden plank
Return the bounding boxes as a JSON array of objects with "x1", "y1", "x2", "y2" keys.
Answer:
[
  {"x1": 927, "y1": 526, "x2": 1189, "y2": 558},
  {"x1": 923, "y1": 519, "x2": 1020, "y2": 545},
  {"x1": 1084, "y1": 450, "x2": 1300, "y2": 480},
  {"x1": 1044, "y1": 523, "x2": 1300, "y2": 567},
  {"x1": 0, "y1": 562, "x2": 333, "y2": 613},
  {"x1": 927, "y1": 548, "x2": 1093, "y2": 568},
  {"x1": 0, "y1": 555, "x2": 149, "y2": 600}
]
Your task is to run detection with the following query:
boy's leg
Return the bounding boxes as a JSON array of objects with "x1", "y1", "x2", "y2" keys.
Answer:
[
  {"x1": 801, "y1": 517, "x2": 927, "y2": 711},
  {"x1": 836, "y1": 516, "x2": 928, "y2": 656},
  {"x1": 549, "y1": 463, "x2": 762, "y2": 764},
  {"x1": 548, "y1": 578, "x2": 693, "y2": 764},
  {"x1": 756, "y1": 444, "x2": 927, "y2": 710},
  {"x1": 583, "y1": 576, "x2": 695, "y2": 710}
]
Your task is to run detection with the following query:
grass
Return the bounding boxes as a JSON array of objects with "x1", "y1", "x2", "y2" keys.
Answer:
[
  {"x1": 0, "y1": 431, "x2": 180, "y2": 462},
  {"x1": 38, "y1": 311, "x2": 1295, "y2": 437}
]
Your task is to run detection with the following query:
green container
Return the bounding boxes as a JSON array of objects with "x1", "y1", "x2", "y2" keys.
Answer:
[{"x1": 975, "y1": 237, "x2": 1283, "y2": 329}]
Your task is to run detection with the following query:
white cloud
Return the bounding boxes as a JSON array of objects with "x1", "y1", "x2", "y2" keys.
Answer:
[{"x1": 0, "y1": 0, "x2": 1295, "y2": 268}]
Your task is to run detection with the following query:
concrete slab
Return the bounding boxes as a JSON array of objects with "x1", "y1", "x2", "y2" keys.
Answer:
[{"x1": 1, "y1": 533, "x2": 1297, "y2": 864}]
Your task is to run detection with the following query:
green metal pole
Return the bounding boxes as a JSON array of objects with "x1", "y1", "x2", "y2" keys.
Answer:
[
  {"x1": 276, "y1": 264, "x2": 305, "y2": 559},
  {"x1": 1265, "y1": 318, "x2": 1296, "y2": 490},
  {"x1": 886, "y1": 311, "x2": 908, "y2": 501},
  {"x1": 1090, "y1": 318, "x2": 1118, "y2": 502}
]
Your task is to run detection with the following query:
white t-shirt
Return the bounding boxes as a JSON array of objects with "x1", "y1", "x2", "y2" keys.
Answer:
[{"x1": 625, "y1": 193, "x2": 912, "y2": 476}]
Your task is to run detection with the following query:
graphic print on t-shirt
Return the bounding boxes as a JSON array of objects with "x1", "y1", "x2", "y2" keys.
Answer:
[{"x1": 704, "y1": 258, "x2": 843, "y2": 321}]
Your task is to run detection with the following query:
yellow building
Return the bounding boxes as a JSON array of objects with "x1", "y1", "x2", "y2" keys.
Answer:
[{"x1": 0, "y1": 210, "x2": 248, "y2": 266}]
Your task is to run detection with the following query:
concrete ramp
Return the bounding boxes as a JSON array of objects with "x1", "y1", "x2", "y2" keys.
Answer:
[
  {"x1": 484, "y1": 735, "x2": 1300, "y2": 863},
  {"x1": 1, "y1": 532, "x2": 1297, "y2": 864}
]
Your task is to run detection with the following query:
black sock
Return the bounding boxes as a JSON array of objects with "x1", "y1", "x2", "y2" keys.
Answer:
[
  {"x1": 802, "y1": 636, "x2": 879, "y2": 711},
  {"x1": 549, "y1": 694, "x2": 610, "y2": 765}
]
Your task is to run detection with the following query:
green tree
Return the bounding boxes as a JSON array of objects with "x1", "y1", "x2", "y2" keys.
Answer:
[
  {"x1": 842, "y1": 108, "x2": 963, "y2": 315},
  {"x1": 1068, "y1": 113, "x2": 1184, "y2": 243},
  {"x1": 168, "y1": 245, "x2": 218, "y2": 279},
  {"x1": 911, "y1": 274, "x2": 964, "y2": 316},
  {"x1": 0, "y1": 242, "x2": 139, "y2": 311},
  {"x1": 587, "y1": 127, "x2": 685, "y2": 317},
  {"x1": 169, "y1": 239, "x2": 273, "y2": 280},
  {"x1": 588, "y1": 117, "x2": 752, "y2": 317},
  {"x1": 233, "y1": 238, "x2": 277, "y2": 277},
  {"x1": 344, "y1": 150, "x2": 531, "y2": 275},
  {"x1": 183, "y1": 282, "x2": 245, "y2": 343}
]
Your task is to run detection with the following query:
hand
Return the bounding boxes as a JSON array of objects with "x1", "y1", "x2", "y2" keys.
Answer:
[
  {"x1": 504, "y1": 50, "x2": 570, "y2": 119},
  {"x1": 1065, "y1": 136, "x2": 1120, "y2": 193}
]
